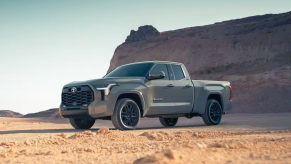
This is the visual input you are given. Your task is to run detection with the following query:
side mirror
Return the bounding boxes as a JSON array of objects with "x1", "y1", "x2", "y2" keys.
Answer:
[{"x1": 147, "y1": 71, "x2": 165, "y2": 80}]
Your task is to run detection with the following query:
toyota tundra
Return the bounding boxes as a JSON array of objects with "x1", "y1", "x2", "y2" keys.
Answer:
[{"x1": 59, "y1": 61, "x2": 233, "y2": 130}]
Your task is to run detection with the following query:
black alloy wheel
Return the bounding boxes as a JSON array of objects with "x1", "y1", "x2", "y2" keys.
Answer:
[
  {"x1": 112, "y1": 98, "x2": 141, "y2": 130},
  {"x1": 69, "y1": 118, "x2": 95, "y2": 129},
  {"x1": 121, "y1": 103, "x2": 138, "y2": 126},
  {"x1": 202, "y1": 99, "x2": 222, "y2": 125},
  {"x1": 209, "y1": 101, "x2": 221, "y2": 123},
  {"x1": 159, "y1": 117, "x2": 178, "y2": 127}
]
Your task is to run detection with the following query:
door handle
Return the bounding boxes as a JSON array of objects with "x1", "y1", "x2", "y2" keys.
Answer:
[
  {"x1": 185, "y1": 84, "x2": 192, "y2": 87},
  {"x1": 167, "y1": 84, "x2": 175, "y2": 87}
]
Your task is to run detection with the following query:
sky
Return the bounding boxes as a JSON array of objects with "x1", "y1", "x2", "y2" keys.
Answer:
[{"x1": 0, "y1": 0, "x2": 290, "y2": 114}]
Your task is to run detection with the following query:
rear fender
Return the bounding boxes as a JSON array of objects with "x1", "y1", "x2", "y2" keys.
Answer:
[{"x1": 192, "y1": 84, "x2": 225, "y2": 114}]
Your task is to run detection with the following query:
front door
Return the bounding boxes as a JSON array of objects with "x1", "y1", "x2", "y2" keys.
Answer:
[
  {"x1": 145, "y1": 64, "x2": 176, "y2": 115},
  {"x1": 171, "y1": 64, "x2": 194, "y2": 113}
]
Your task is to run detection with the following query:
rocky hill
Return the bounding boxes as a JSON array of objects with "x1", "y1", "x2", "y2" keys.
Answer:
[
  {"x1": 125, "y1": 25, "x2": 160, "y2": 43},
  {"x1": 0, "y1": 110, "x2": 23, "y2": 117},
  {"x1": 108, "y1": 11, "x2": 291, "y2": 113},
  {"x1": 22, "y1": 108, "x2": 61, "y2": 118}
]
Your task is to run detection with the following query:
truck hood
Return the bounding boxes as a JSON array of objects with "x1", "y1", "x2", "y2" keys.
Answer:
[{"x1": 64, "y1": 77, "x2": 146, "y2": 87}]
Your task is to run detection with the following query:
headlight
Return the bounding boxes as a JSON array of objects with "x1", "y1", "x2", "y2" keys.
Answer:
[{"x1": 94, "y1": 83, "x2": 119, "y2": 95}]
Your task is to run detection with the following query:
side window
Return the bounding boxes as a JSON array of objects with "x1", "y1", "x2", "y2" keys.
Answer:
[
  {"x1": 172, "y1": 65, "x2": 185, "y2": 80},
  {"x1": 149, "y1": 64, "x2": 169, "y2": 80}
]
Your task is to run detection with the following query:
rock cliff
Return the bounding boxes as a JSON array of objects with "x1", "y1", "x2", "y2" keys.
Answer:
[
  {"x1": 108, "y1": 12, "x2": 291, "y2": 113},
  {"x1": 125, "y1": 25, "x2": 160, "y2": 43}
]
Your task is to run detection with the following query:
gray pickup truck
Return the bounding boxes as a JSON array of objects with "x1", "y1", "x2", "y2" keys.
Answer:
[{"x1": 60, "y1": 61, "x2": 232, "y2": 130}]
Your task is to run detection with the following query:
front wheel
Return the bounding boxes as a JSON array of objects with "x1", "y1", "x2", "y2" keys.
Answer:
[
  {"x1": 112, "y1": 98, "x2": 141, "y2": 130},
  {"x1": 159, "y1": 117, "x2": 178, "y2": 127},
  {"x1": 202, "y1": 99, "x2": 222, "y2": 125},
  {"x1": 69, "y1": 118, "x2": 95, "y2": 129}
]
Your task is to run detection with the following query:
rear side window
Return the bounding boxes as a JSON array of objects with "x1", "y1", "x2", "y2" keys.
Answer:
[
  {"x1": 149, "y1": 64, "x2": 169, "y2": 80},
  {"x1": 172, "y1": 65, "x2": 185, "y2": 80}
]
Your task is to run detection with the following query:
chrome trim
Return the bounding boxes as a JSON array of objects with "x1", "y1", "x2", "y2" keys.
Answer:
[
  {"x1": 151, "y1": 102, "x2": 191, "y2": 106},
  {"x1": 96, "y1": 83, "x2": 118, "y2": 95},
  {"x1": 152, "y1": 102, "x2": 175, "y2": 106},
  {"x1": 175, "y1": 102, "x2": 191, "y2": 106}
]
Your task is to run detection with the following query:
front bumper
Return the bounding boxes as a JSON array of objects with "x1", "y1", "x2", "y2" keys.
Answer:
[{"x1": 60, "y1": 108, "x2": 92, "y2": 119}]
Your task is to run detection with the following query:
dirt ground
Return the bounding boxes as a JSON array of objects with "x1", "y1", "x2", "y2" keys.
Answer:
[{"x1": 1, "y1": 114, "x2": 291, "y2": 164}]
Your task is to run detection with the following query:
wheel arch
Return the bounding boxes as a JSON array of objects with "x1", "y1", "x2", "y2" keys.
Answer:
[
  {"x1": 114, "y1": 90, "x2": 145, "y2": 117},
  {"x1": 207, "y1": 93, "x2": 223, "y2": 110}
]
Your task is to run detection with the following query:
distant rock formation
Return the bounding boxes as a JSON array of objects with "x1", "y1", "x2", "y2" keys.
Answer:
[
  {"x1": 0, "y1": 110, "x2": 23, "y2": 117},
  {"x1": 22, "y1": 108, "x2": 61, "y2": 118},
  {"x1": 125, "y1": 25, "x2": 160, "y2": 43},
  {"x1": 108, "y1": 11, "x2": 291, "y2": 113}
]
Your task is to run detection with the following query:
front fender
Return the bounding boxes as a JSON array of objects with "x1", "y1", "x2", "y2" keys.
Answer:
[{"x1": 108, "y1": 89, "x2": 148, "y2": 117}]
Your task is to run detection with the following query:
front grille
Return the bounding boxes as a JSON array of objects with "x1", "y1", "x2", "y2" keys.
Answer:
[
  {"x1": 64, "y1": 108, "x2": 81, "y2": 110},
  {"x1": 61, "y1": 85, "x2": 93, "y2": 106}
]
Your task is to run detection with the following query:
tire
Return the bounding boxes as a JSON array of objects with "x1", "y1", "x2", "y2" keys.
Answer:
[
  {"x1": 159, "y1": 117, "x2": 178, "y2": 127},
  {"x1": 202, "y1": 99, "x2": 222, "y2": 125},
  {"x1": 69, "y1": 118, "x2": 95, "y2": 129},
  {"x1": 112, "y1": 98, "x2": 141, "y2": 130}
]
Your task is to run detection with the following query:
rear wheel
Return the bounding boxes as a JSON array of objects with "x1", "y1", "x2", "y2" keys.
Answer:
[
  {"x1": 69, "y1": 118, "x2": 95, "y2": 129},
  {"x1": 159, "y1": 117, "x2": 178, "y2": 127},
  {"x1": 112, "y1": 98, "x2": 141, "y2": 130},
  {"x1": 202, "y1": 99, "x2": 222, "y2": 125}
]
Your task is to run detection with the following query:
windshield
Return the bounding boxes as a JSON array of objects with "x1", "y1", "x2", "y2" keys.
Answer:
[{"x1": 104, "y1": 63, "x2": 154, "y2": 78}]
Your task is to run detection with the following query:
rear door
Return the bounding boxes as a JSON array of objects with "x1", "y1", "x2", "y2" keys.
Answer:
[
  {"x1": 170, "y1": 64, "x2": 194, "y2": 113},
  {"x1": 145, "y1": 64, "x2": 176, "y2": 115}
]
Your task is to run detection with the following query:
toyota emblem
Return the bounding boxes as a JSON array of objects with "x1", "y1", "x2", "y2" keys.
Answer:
[{"x1": 71, "y1": 87, "x2": 77, "y2": 93}]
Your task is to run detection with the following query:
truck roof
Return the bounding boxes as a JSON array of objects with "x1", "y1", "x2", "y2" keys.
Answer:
[{"x1": 123, "y1": 61, "x2": 183, "y2": 66}]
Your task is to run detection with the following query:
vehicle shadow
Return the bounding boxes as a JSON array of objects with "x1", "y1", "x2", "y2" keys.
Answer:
[
  {"x1": 136, "y1": 124, "x2": 207, "y2": 131},
  {"x1": 0, "y1": 128, "x2": 115, "y2": 135},
  {"x1": 0, "y1": 122, "x2": 228, "y2": 135}
]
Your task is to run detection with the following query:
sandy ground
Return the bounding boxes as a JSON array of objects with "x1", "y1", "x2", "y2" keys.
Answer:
[{"x1": 1, "y1": 113, "x2": 291, "y2": 164}]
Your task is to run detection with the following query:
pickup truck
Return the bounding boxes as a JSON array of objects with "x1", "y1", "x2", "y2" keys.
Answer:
[{"x1": 59, "y1": 61, "x2": 232, "y2": 130}]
